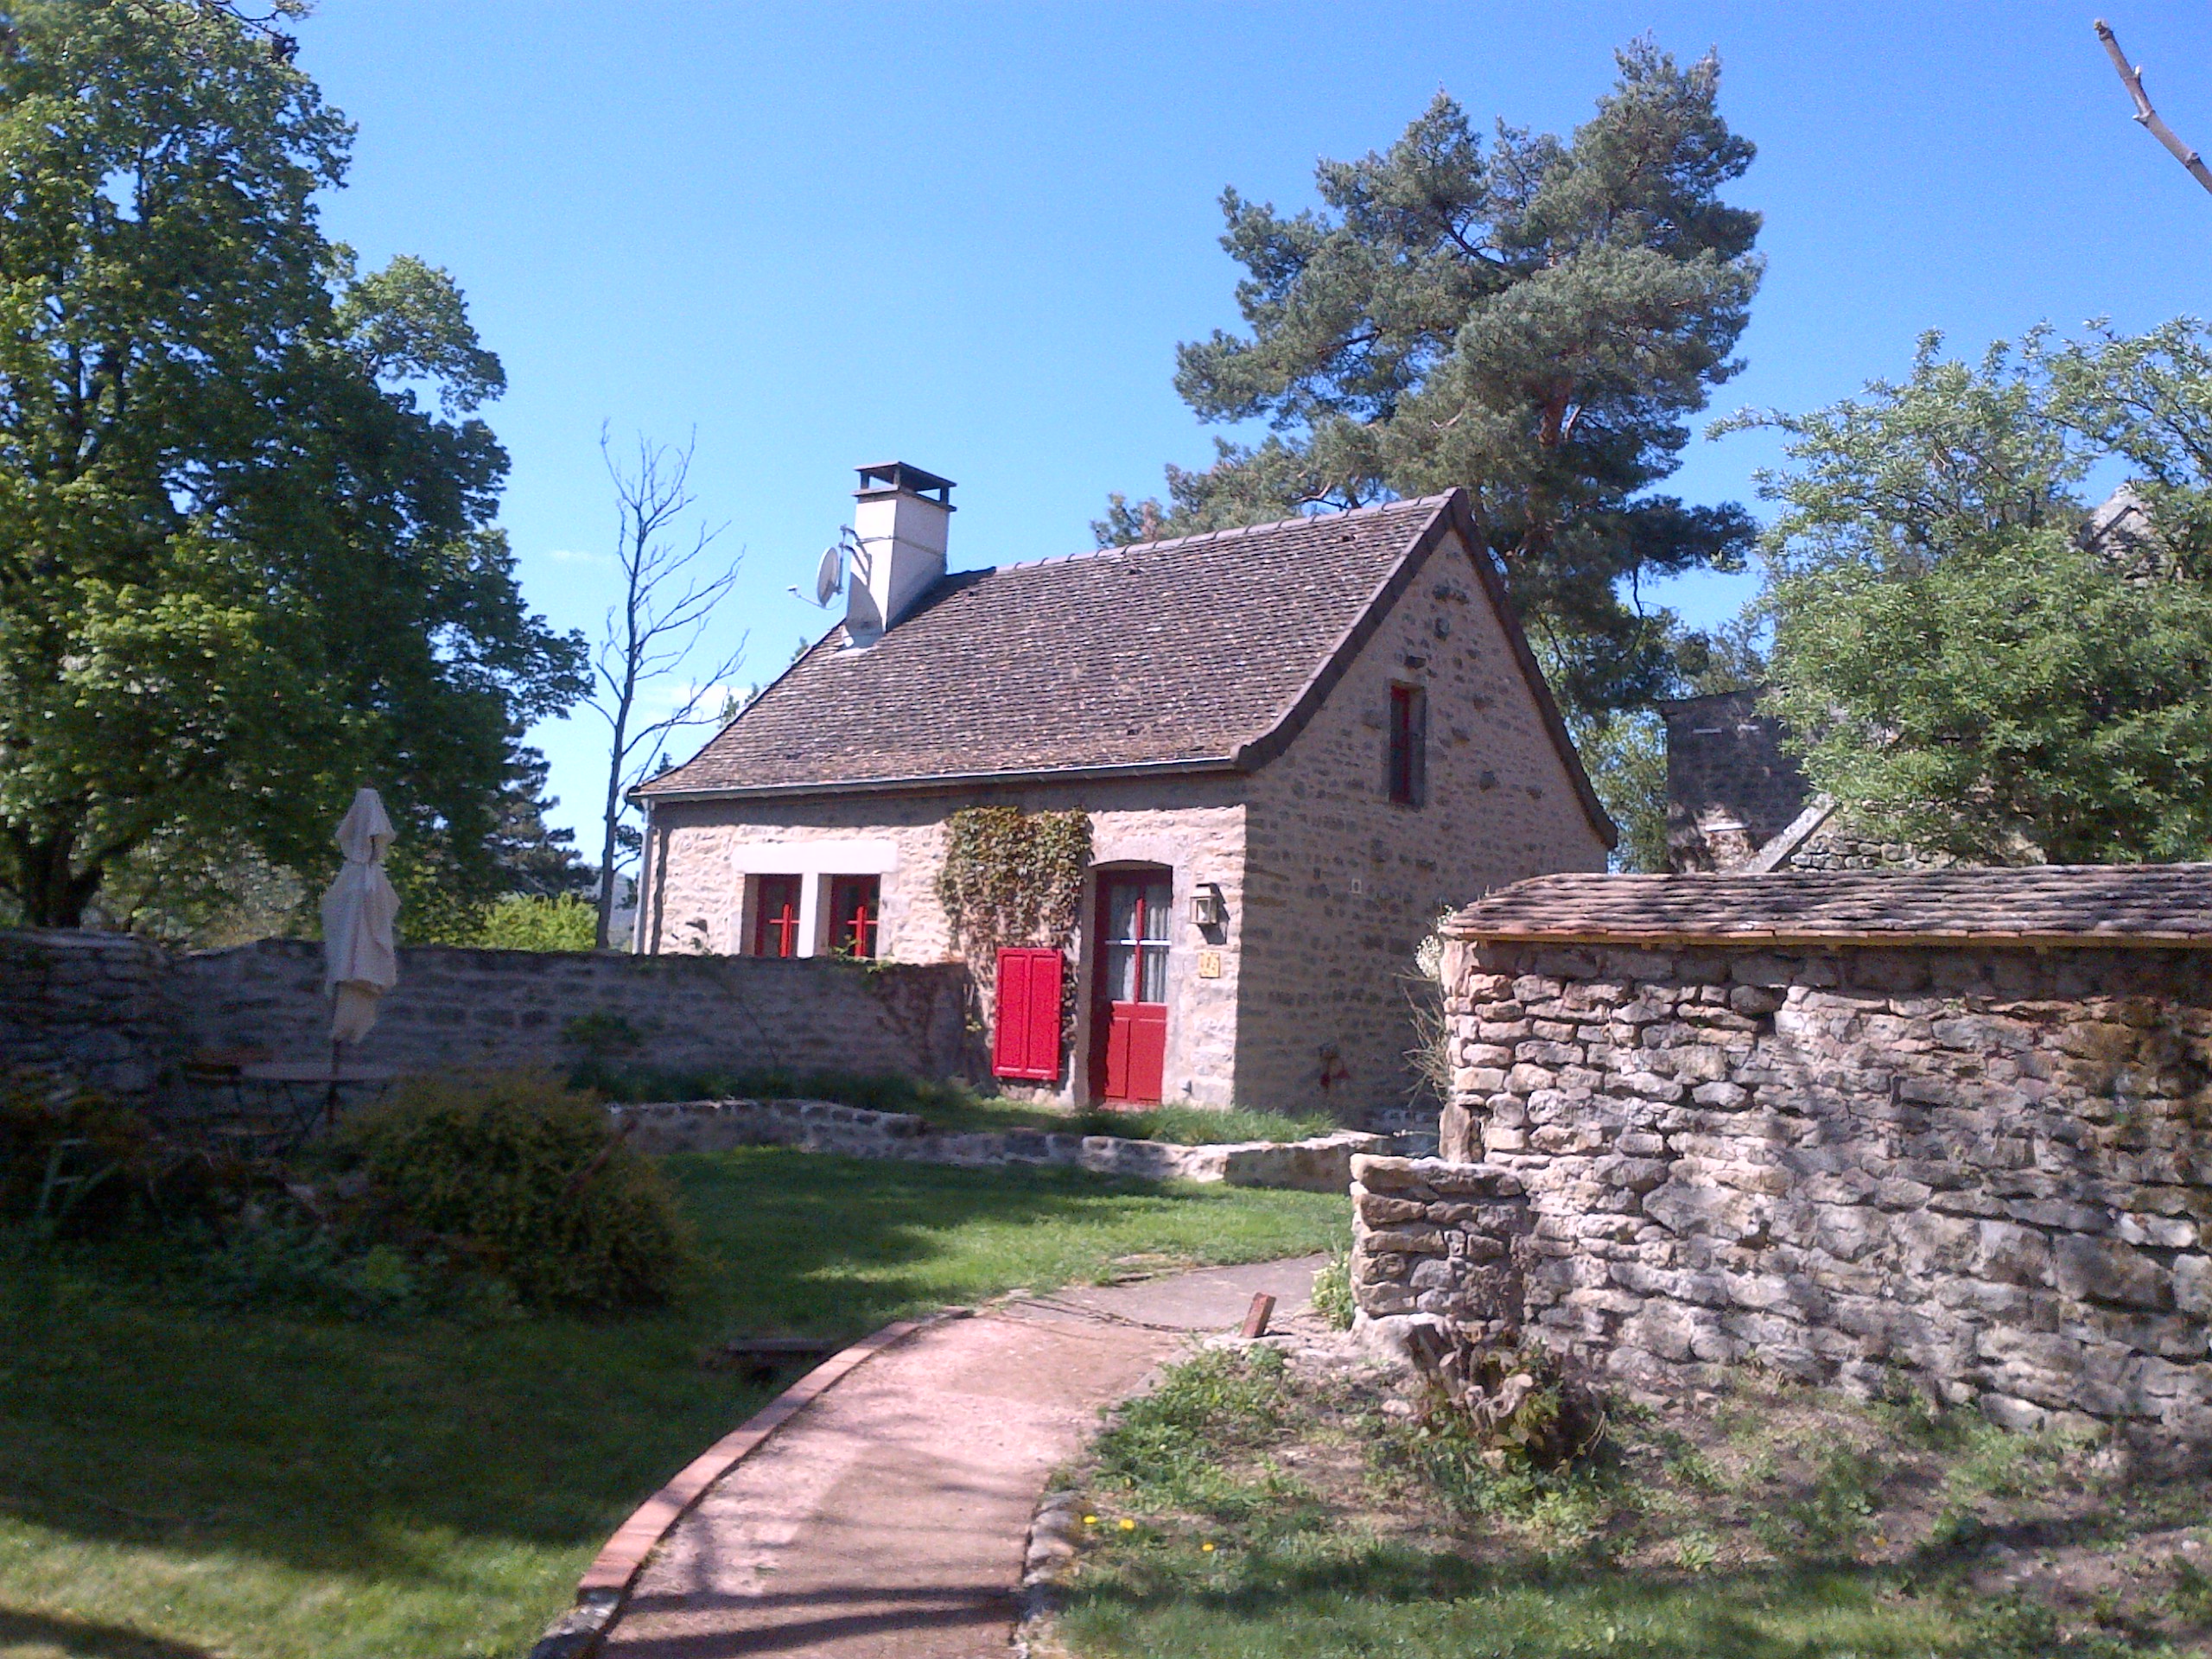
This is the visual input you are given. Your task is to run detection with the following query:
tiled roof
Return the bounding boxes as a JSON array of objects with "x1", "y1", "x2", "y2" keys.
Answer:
[
  {"x1": 639, "y1": 492, "x2": 1608, "y2": 842},
  {"x1": 1445, "y1": 866, "x2": 2212, "y2": 948}
]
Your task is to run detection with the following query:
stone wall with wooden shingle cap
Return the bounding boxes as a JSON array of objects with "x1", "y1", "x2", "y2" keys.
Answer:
[{"x1": 1443, "y1": 864, "x2": 2212, "y2": 950}]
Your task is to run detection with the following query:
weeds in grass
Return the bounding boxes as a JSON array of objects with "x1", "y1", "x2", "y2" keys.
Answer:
[
  {"x1": 1750, "y1": 1446, "x2": 1882, "y2": 1559},
  {"x1": 1309, "y1": 1245, "x2": 1354, "y2": 1331},
  {"x1": 2171, "y1": 1559, "x2": 2212, "y2": 1622}
]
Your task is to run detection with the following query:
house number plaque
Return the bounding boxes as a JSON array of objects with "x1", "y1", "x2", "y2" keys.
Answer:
[{"x1": 1197, "y1": 950, "x2": 1223, "y2": 979}]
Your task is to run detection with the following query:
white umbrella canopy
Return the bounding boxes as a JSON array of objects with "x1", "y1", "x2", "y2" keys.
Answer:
[{"x1": 319, "y1": 787, "x2": 400, "y2": 1046}]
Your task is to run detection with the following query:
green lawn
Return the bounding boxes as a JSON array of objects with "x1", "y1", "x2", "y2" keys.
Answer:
[{"x1": 0, "y1": 1150, "x2": 1346, "y2": 1659}]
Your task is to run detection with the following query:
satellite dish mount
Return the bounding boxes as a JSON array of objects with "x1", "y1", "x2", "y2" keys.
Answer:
[{"x1": 809, "y1": 525, "x2": 869, "y2": 607}]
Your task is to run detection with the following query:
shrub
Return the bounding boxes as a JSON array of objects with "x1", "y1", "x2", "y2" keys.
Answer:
[
  {"x1": 474, "y1": 893, "x2": 598, "y2": 951},
  {"x1": 340, "y1": 1072, "x2": 688, "y2": 1312}
]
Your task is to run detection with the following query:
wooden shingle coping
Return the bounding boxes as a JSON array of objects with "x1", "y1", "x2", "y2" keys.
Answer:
[{"x1": 1445, "y1": 865, "x2": 2212, "y2": 950}]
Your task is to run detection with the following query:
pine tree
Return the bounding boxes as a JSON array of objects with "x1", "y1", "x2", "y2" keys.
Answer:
[{"x1": 1105, "y1": 41, "x2": 1763, "y2": 718}]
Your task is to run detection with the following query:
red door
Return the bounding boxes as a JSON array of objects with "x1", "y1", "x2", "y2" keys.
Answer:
[{"x1": 1093, "y1": 873, "x2": 1171, "y2": 1104}]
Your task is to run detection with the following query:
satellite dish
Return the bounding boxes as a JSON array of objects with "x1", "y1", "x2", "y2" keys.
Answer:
[{"x1": 813, "y1": 543, "x2": 844, "y2": 607}]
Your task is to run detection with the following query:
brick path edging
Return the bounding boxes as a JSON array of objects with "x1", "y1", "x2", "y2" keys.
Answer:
[{"x1": 526, "y1": 1309, "x2": 973, "y2": 1659}]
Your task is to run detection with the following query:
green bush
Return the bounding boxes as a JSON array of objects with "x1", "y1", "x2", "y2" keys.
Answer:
[
  {"x1": 340, "y1": 1072, "x2": 689, "y2": 1312},
  {"x1": 473, "y1": 893, "x2": 598, "y2": 951}
]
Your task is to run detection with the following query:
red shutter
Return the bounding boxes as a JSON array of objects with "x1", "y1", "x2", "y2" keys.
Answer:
[{"x1": 993, "y1": 947, "x2": 1064, "y2": 1082}]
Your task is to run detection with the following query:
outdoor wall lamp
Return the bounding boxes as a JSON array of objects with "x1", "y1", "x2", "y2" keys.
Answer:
[{"x1": 1190, "y1": 884, "x2": 1229, "y2": 927}]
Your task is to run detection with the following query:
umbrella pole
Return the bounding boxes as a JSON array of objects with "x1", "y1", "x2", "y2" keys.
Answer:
[{"x1": 327, "y1": 1034, "x2": 341, "y2": 1135}]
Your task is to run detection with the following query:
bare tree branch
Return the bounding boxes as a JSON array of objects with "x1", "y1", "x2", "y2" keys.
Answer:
[
  {"x1": 2095, "y1": 19, "x2": 2212, "y2": 197},
  {"x1": 587, "y1": 425, "x2": 745, "y2": 947}
]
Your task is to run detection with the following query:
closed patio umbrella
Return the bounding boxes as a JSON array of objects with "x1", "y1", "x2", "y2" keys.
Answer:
[{"x1": 320, "y1": 787, "x2": 400, "y2": 1046}]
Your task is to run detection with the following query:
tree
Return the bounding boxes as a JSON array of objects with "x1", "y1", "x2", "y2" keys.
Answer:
[
  {"x1": 2094, "y1": 20, "x2": 2212, "y2": 199},
  {"x1": 491, "y1": 744, "x2": 594, "y2": 899},
  {"x1": 1103, "y1": 41, "x2": 1764, "y2": 717},
  {"x1": 1729, "y1": 326, "x2": 2212, "y2": 865},
  {"x1": 586, "y1": 429, "x2": 744, "y2": 949},
  {"x1": 0, "y1": 1, "x2": 585, "y2": 926}
]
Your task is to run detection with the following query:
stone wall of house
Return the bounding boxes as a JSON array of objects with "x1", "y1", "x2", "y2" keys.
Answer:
[
  {"x1": 0, "y1": 929, "x2": 972, "y2": 1099},
  {"x1": 1353, "y1": 937, "x2": 2212, "y2": 1438},
  {"x1": 640, "y1": 780, "x2": 1249, "y2": 1107},
  {"x1": 1240, "y1": 524, "x2": 1611, "y2": 1122}
]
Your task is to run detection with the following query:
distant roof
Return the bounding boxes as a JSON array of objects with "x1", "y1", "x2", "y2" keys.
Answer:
[
  {"x1": 1446, "y1": 865, "x2": 2212, "y2": 949},
  {"x1": 640, "y1": 490, "x2": 1611, "y2": 842}
]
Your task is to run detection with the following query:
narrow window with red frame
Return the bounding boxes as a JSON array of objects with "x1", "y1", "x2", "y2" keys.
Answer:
[
  {"x1": 753, "y1": 875, "x2": 802, "y2": 957},
  {"x1": 1388, "y1": 683, "x2": 1427, "y2": 806},
  {"x1": 828, "y1": 875, "x2": 880, "y2": 958}
]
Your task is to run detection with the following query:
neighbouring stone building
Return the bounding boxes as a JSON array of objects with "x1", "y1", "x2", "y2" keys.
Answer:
[
  {"x1": 1658, "y1": 689, "x2": 1945, "y2": 875},
  {"x1": 1352, "y1": 863, "x2": 2212, "y2": 1440},
  {"x1": 632, "y1": 463, "x2": 1613, "y2": 1120}
]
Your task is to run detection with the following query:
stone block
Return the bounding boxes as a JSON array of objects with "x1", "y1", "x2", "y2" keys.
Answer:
[
  {"x1": 1356, "y1": 1194, "x2": 1427, "y2": 1226},
  {"x1": 2172, "y1": 1255, "x2": 2212, "y2": 1318},
  {"x1": 1363, "y1": 1227, "x2": 1448, "y2": 1256},
  {"x1": 2052, "y1": 1235, "x2": 2170, "y2": 1311}
]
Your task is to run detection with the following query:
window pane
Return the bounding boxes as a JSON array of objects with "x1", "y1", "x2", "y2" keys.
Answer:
[
  {"x1": 1108, "y1": 882, "x2": 1139, "y2": 944},
  {"x1": 1106, "y1": 941, "x2": 1137, "y2": 1002},
  {"x1": 1139, "y1": 881, "x2": 1173, "y2": 940},
  {"x1": 1138, "y1": 943, "x2": 1168, "y2": 1003}
]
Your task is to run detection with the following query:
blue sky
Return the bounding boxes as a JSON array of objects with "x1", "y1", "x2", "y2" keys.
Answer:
[{"x1": 291, "y1": 3, "x2": 2212, "y2": 852}]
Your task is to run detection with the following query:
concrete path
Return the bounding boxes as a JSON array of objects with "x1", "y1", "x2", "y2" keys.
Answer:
[{"x1": 599, "y1": 1255, "x2": 1324, "y2": 1659}]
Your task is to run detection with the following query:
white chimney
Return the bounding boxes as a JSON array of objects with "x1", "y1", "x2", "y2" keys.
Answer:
[{"x1": 845, "y1": 461, "x2": 953, "y2": 645}]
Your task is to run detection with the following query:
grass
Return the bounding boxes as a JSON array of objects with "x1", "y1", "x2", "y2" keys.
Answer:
[
  {"x1": 1054, "y1": 1348, "x2": 2212, "y2": 1659},
  {"x1": 575, "y1": 1061, "x2": 1339, "y2": 1144},
  {"x1": 0, "y1": 1149, "x2": 1345, "y2": 1659}
]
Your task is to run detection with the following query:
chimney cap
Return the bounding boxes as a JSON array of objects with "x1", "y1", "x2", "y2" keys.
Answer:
[{"x1": 855, "y1": 461, "x2": 955, "y2": 508}]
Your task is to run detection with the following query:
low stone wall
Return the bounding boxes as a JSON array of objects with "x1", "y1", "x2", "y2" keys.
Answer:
[
  {"x1": 1349, "y1": 1155, "x2": 1530, "y2": 1338},
  {"x1": 613, "y1": 1096, "x2": 1385, "y2": 1191},
  {"x1": 1352, "y1": 938, "x2": 2212, "y2": 1440},
  {"x1": 1, "y1": 928, "x2": 974, "y2": 1097},
  {"x1": 0, "y1": 929, "x2": 185, "y2": 1098}
]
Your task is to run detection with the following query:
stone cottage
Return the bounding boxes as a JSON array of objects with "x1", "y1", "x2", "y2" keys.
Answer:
[{"x1": 631, "y1": 462, "x2": 1612, "y2": 1119}]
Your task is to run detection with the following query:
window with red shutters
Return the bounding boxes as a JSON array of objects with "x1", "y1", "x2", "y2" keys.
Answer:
[
  {"x1": 1388, "y1": 683, "x2": 1427, "y2": 807},
  {"x1": 992, "y1": 947, "x2": 1064, "y2": 1081},
  {"x1": 753, "y1": 875, "x2": 802, "y2": 957},
  {"x1": 828, "y1": 875, "x2": 880, "y2": 958}
]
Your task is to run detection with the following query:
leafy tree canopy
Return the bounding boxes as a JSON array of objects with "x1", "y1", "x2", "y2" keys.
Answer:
[
  {"x1": 1727, "y1": 323, "x2": 2212, "y2": 866},
  {"x1": 0, "y1": 0, "x2": 585, "y2": 927},
  {"x1": 1101, "y1": 41, "x2": 1764, "y2": 717}
]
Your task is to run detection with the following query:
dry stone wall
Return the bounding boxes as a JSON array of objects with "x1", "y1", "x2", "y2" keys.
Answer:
[
  {"x1": 1, "y1": 929, "x2": 973, "y2": 1098},
  {"x1": 0, "y1": 929, "x2": 185, "y2": 1098},
  {"x1": 1353, "y1": 938, "x2": 2212, "y2": 1439}
]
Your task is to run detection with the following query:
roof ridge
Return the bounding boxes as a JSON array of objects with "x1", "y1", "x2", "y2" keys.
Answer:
[{"x1": 982, "y1": 492, "x2": 1453, "y2": 575}]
